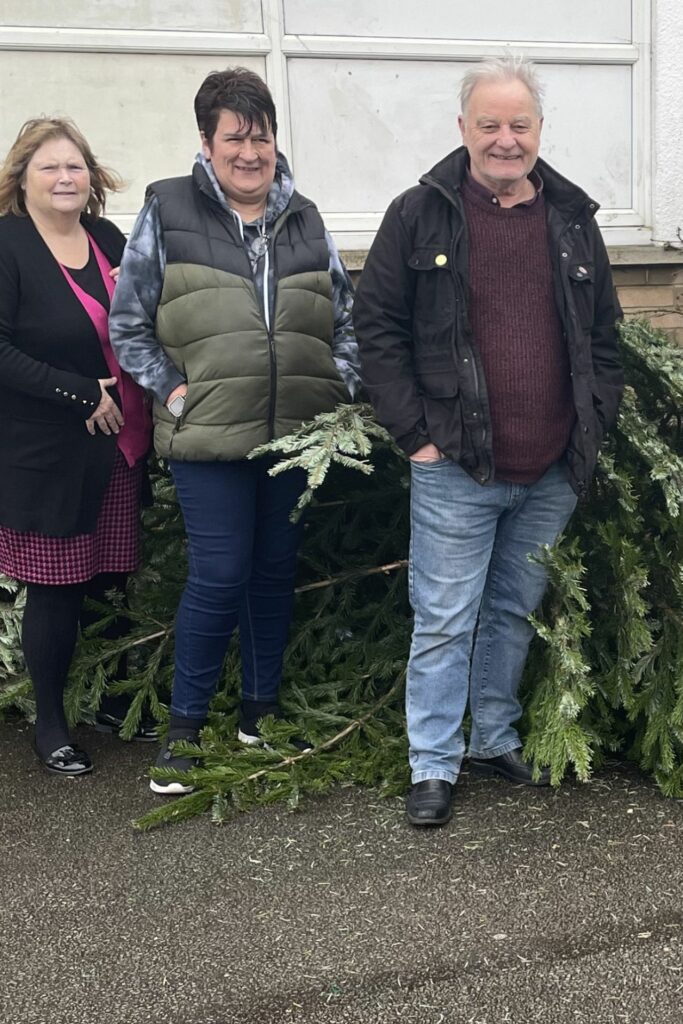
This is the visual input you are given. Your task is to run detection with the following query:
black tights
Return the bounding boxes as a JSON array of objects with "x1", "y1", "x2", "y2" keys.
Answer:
[{"x1": 22, "y1": 573, "x2": 130, "y2": 757}]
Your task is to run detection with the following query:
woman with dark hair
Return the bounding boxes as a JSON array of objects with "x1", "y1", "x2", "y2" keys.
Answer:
[
  {"x1": 110, "y1": 67, "x2": 360, "y2": 794},
  {"x1": 0, "y1": 117, "x2": 153, "y2": 775}
]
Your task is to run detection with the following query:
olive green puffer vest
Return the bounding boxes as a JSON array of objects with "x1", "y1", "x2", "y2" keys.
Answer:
[{"x1": 149, "y1": 167, "x2": 349, "y2": 460}]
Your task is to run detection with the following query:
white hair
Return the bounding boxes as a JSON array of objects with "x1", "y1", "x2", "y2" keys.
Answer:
[{"x1": 459, "y1": 55, "x2": 544, "y2": 119}]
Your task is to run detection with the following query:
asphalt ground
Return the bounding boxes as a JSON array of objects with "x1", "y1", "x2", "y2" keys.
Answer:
[{"x1": 1, "y1": 721, "x2": 682, "y2": 1024}]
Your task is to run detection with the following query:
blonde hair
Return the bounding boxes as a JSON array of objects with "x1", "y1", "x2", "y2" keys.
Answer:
[{"x1": 0, "y1": 116, "x2": 123, "y2": 218}]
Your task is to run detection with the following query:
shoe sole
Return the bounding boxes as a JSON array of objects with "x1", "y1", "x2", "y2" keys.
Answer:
[
  {"x1": 94, "y1": 722, "x2": 159, "y2": 743},
  {"x1": 406, "y1": 809, "x2": 453, "y2": 826},
  {"x1": 149, "y1": 779, "x2": 195, "y2": 795},
  {"x1": 42, "y1": 763, "x2": 93, "y2": 777},
  {"x1": 469, "y1": 762, "x2": 550, "y2": 786}
]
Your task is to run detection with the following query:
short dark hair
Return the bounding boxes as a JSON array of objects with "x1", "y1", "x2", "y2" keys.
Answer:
[{"x1": 194, "y1": 67, "x2": 278, "y2": 144}]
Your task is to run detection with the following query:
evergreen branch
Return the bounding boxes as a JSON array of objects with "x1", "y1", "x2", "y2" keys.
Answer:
[
  {"x1": 248, "y1": 404, "x2": 402, "y2": 518},
  {"x1": 241, "y1": 671, "x2": 405, "y2": 785},
  {"x1": 134, "y1": 670, "x2": 406, "y2": 831},
  {"x1": 616, "y1": 389, "x2": 683, "y2": 516},
  {"x1": 619, "y1": 319, "x2": 683, "y2": 408}
]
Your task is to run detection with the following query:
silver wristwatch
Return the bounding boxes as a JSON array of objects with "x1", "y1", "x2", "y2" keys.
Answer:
[{"x1": 167, "y1": 394, "x2": 186, "y2": 418}]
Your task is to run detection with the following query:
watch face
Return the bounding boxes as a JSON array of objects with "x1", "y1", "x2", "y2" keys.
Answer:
[{"x1": 169, "y1": 395, "x2": 186, "y2": 417}]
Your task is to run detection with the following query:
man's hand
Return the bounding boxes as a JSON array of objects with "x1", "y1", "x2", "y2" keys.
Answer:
[
  {"x1": 109, "y1": 266, "x2": 120, "y2": 283},
  {"x1": 85, "y1": 377, "x2": 124, "y2": 436},
  {"x1": 409, "y1": 443, "x2": 443, "y2": 463}
]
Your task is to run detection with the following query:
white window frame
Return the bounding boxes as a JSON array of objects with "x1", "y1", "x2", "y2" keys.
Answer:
[{"x1": 0, "y1": 0, "x2": 652, "y2": 247}]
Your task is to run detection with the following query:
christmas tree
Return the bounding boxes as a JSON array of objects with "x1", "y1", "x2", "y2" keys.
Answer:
[{"x1": 2, "y1": 319, "x2": 683, "y2": 829}]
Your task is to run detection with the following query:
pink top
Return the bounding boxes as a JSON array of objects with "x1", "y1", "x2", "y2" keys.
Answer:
[{"x1": 59, "y1": 234, "x2": 151, "y2": 467}]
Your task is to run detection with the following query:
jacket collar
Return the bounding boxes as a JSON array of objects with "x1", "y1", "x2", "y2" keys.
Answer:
[
  {"x1": 420, "y1": 145, "x2": 599, "y2": 222},
  {"x1": 191, "y1": 151, "x2": 306, "y2": 227}
]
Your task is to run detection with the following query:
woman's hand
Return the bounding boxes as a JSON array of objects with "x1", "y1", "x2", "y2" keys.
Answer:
[
  {"x1": 165, "y1": 383, "x2": 188, "y2": 408},
  {"x1": 85, "y1": 376, "x2": 124, "y2": 436},
  {"x1": 109, "y1": 266, "x2": 120, "y2": 283}
]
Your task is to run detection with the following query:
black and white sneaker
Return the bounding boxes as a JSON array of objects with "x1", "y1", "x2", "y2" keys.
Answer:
[
  {"x1": 149, "y1": 735, "x2": 199, "y2": 795},
  {"x1": 238, "y1": 701, "x2": 313, "y2": 753}
]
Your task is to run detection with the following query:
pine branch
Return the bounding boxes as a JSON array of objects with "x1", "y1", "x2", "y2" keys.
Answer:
[{"x1": 134, "y1": 670, "x2": 406, "y2": 831}]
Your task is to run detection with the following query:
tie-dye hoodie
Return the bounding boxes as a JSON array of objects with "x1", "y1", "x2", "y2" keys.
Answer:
[{"x1": 109, "y1": 152, "x2": 360, "y2": 406}]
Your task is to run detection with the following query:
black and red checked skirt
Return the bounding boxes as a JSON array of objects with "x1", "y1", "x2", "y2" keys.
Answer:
[{"x1": 0, "y1": 450, "x2": 142, "y2": 585}]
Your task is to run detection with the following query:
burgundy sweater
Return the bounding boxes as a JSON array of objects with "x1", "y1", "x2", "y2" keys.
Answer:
[{"x1": 462, "y1": 176, "x2": 575, "y2": 483}]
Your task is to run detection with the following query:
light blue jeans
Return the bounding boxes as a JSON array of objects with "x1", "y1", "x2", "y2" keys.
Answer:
[{"x1": 407, "y1": 458, "x2": 578, "y2": 784}]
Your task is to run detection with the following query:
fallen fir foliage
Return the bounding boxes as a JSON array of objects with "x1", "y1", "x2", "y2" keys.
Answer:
[{"x1": 2, "y1": 319, "x2": 683, "y2": 827}]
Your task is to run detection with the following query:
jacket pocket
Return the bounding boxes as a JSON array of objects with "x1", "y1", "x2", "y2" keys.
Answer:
[
  {"x1": 415, "y1": 370, "x2": 458, "y2": 399},
  {"x1": 408, "y1": 247, "x2": 454, "y2": 323},
  {"x1": 590, "y1": 382, "x2": 606, "y2": 445},
  {"x1": 568, "y1": 262, "x2": 595, "y2": 330},
  {"x1": 166, "y1": 382, "x2": 190, "y2": 458},
  {"x1": 414, "y1": 352, "x2": 459, "y2": 398}
]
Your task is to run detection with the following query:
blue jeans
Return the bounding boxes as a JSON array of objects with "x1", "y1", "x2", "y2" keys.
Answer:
[
  {"x1": 169, "y1": 458, "x2": 306, "y2": 720},
  {"x1": 407, "y1": 458, "x2": 577, "y2": 784}
]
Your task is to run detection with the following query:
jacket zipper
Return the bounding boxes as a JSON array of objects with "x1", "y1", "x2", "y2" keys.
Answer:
[
  {"x1": 198, "y1": 178, "x2": 314, "y2": 445},
  {"x1": 211, "y1": 196, "x2": 279, "y2": 441},
  {"x1": 265, "y1": 215, "x2": 283, "y2": 441},
  {"x1": 553, "y1": 202, "x2": 594, "y2": 494},
  {"x1": 429, "y1": 182, "x2": 492, "y2": 483},
  {"x1": 167, "y1": 364, "x2": 187, "y2": 458},
  {"x1": 168, "y1": 418, "x2": 178, "y2": 457},
  {"x1": 266, "y1": 322, "x2": 277, "y2": 440},
  {"x1": 263, "y1": 206, "x2": 301, "y2": 441}
]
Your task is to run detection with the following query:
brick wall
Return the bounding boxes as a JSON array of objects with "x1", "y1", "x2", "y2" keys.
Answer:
[
  {"x1": 345, "y1": 248, "x2": 683, "y2": 343},
  {"x1": 611, "y1": 256, "x2": 683, "y2": 343}
]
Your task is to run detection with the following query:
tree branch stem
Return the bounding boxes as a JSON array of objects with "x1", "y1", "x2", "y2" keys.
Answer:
[{"x1": 295, "y1": 560, "x2": 408, "y2": 594}]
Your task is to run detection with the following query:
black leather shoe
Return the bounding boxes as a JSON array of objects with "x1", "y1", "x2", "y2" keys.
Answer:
[
  {"x1": 36, "y1": 743, "x2": 93, "y2": 777},
  {"x1": 469, "y1": 748, "x2": 551, "y2": 786},
  {"x1": 406, "y1": 779, "x2": 453, "y2": 826},
  {"x1": 95, "y1": 711, "x2": 158, "y2": 742}
]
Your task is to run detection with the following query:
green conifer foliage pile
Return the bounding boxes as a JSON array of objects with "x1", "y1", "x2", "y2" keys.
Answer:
[{"x1": 2, "y1": 319, "x2": 683, "y2": 828}]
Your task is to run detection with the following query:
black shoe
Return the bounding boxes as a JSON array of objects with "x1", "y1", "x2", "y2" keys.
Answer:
[
  {"x1": 35, "y1": 743, "x2": 93, "y2": 777},
  {"x1": 149, "y1": 735, "x2": 199, "y2": 795},
  {"x1": 238, "y1": 701, "x2": 313, "y2": 753},
  {"x1": 469, "y1": 748, "x2": 551, "y2": 786},
  {"x1": 406, "y1": 779, "x2": 453, "y2": 826},
  {"x1": 95, "y1": 711, "x2": 159, "y2": 742}
]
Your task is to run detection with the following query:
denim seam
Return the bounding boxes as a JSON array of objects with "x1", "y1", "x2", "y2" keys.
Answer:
[
  {"x1": 468, "y1": 739, "x2": 521, "y2": 760},
  {"x1": 243, "y1": 596, "x2": 259, "y2": 702},
  {"x1": 407, "y1": 497, "x2": 415, "y2": 606},
  {"x1": 172, "y1": 603, "x2": 209, "y2": 719},
  {"x1": 472, "y1": 561, "x2": 500, "y2": 752}
]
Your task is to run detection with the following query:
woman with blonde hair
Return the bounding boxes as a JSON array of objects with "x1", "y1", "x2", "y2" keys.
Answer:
[{"x1": 0, "y1": 117, "x2": 153, "y2": 775}]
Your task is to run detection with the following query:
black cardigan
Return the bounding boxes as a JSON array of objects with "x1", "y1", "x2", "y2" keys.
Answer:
[{"x1": 0, "y1": 213, "x2": 126, "y2": 536}]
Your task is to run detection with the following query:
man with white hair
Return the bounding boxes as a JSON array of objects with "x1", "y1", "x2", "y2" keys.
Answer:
[{"x1": 353, "y1": 56, "x2": 623, "y2": 825}]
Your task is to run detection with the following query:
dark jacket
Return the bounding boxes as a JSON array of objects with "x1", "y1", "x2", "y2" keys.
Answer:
[
  {"x1": 0, "y1": 213, "x2": 125, "y2": 536},
  {"x1": 146, "y1": 168, "x2": 349, "y2": 461},
  {"x1": 353, "y1": 147, "x2": 624, "y2": 495}
]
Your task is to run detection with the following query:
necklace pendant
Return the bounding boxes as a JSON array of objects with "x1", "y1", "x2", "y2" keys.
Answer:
[{"x1": 251, "y1": 235, "x2": 269, "y2": 258}]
